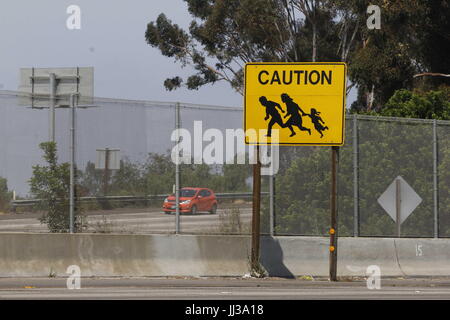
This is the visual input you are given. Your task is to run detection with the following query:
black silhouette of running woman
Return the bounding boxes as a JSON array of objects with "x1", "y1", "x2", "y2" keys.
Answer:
[
  {"x1": 280, "y1": 93, "x2": 311, "y2": 137},
  {"x1": 259, "y1": 96, "x2": 293, "y2": 137},
  {"x1": 306, "y1": 108, "x2": 329, "y2": 138}
]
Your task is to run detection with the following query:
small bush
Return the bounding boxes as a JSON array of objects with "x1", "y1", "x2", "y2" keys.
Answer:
[
  {"x1": 0, "y1": 177, "x2": 12, "y2": 212},
  {"x1": 217, "y1": 207, "x2": 250, "y2": 234},
  {"x1": 29, "y1": 142, "x2": 86, "y2": 233}
]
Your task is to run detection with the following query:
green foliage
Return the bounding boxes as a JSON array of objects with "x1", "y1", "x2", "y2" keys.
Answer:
[
  {"x1": 264, "y1": 116, "x2": 450, "y2": 238},
  {"x1": 79, "y1": 152, "x2": 252, "y2": 199},
  {"x1": 356, "y1": 120, "x2": 435, "y2": 237},
  {"x1": 145, "y1": 0, "x2": 344, "y2": 94},
  {"x1": 438, "y1": 127, "x2": 450, "y2": 237},
  {"x1": 29, "y1": 142, "x2": 84, "y2": 233},
  {"x1": 144, "y1": 153, "x2": 176, "y2": 195},
  {"x1": 0, "y1": 177, "x2": 12, "y2": 212},
  {"x1": 217, "y1": 208, "x2": 250, "y2": 234},
  {"x1": 79, "y1": 162, "x2": 103, "y2": 196},
  {"x1": 261, "y1": 145, "x2": 353, "y2": 237},
  {"x1": 112, "y1": 159, "x2": 147, "y2": 196},
  {"x1": 147, "y1": 1, "x2": 449, "y2": 111},
  {"x1": 381, "y1": 89, "x2": 450, "y2": 120}
]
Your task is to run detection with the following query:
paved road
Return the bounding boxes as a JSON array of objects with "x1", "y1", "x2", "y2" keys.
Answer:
[
  {"x1": 1, "y1": 277, "x2": 450, "y2": 300},
  {"x1": 0, "y1": 206, "x2": 252, "y2": 234}
]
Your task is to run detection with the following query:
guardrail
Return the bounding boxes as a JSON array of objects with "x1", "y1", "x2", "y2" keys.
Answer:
[{"x1": 11, "y1": 192, "x2": 269, "y2": 209}]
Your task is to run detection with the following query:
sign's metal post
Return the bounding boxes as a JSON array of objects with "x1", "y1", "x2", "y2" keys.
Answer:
[
  {"x1": 175, "y1": 102, "x2": 181, "y2": 234},
  {"x1": 396, "y1": 178, "x2": 401, "y2": 237},
  {"x1": 18, "y1": 67, "x2": 95, "y2": 234},
  {"x1": 330, "y1": 146, "x2": 339, "y2": 281},
  {"x1": 378, "y1": 176, "x2": 422, "y2": 231},
  {"x1": 69, "y1": 93, "x2": 78, "y2": 234},
  {"x1": 49, "y1": 73, "x2": 56, "y2": 142},
  {"x1": 353, "y1": 114, "x2": 359, "y2": 237},
  {"x1": 269, "y1": 174, "x2": 275, "y2": 236},
  {"x1": 433, "y1": 119, "x2": 439, "y2": 238},
  {"x1": 251, "y1": 146, "x2": 262, "y2": 274},
  {"x1": 19, "y1": 67, "x2": 94, "y2": 137}
]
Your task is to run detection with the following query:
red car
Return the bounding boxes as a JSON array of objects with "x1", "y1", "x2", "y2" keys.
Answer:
[{"x1": 163, "y1": 187, "x2": 218, "y2": 215}]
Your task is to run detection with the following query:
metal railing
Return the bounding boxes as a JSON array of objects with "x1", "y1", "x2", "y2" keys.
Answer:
[{"x1": 11, "y1": 192, "x2": 269, "y2": 209}]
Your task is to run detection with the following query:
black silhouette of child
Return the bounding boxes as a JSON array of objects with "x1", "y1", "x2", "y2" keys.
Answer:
[
  {"x1": 306, "y1": 108, "x2": 329, "y2": 138},
  {"x1": 259, "y1": 96, "x2": 290, "y2": 137},
  {"x1": 281, "y1": 93, "x2": 310, "y2": 137}
]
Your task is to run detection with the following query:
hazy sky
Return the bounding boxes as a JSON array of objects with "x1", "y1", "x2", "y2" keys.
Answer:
[{"x1": 0, "y1": 0, "x2": 355, "y2": 107}]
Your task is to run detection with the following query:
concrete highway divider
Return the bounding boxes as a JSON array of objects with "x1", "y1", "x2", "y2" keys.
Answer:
[
  {"x1": 0, "y1": 233, "x2": 449, "y2": 278},
  {"x1": 0, "y1": 233, "x2": 251, "y2": 277},
  {"x1": 337, "y1": 237, "x2": 402, "y2": 277},
  {"x1": 260, "y1": 236, "x2": 329, "y2": 277},
  {"x1": 394, "y1": 238, "x2": 450, "y2": 277}
]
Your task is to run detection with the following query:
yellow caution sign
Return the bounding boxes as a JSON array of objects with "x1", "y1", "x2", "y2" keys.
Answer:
[{"x1": 244, "y1": 62, "x2": 347, "y2": 146}]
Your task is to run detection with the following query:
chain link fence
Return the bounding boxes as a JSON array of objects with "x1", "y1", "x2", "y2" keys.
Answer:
[{"x1": 0, "y1": 90, "x2": 449, "y2": 237}]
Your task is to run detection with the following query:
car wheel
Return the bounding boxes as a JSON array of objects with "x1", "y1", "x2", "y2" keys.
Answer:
[
  {"x1": 191, "y1": 205, "x2": 197, "y2": 215},
  {"x1": 209, "y1": 204, "x2": 217, "y2": 214}
]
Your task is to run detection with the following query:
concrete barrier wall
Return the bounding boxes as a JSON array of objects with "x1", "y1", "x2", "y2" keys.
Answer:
[
  {"x1": 395, "y1": 238, "x2": 450, "y2": 277},
  {"x1": 0, "y1": 233, "x2": 251, "y2": 277},
  {"x1": 260, "y1": 236, "x2": 329, "y2": 277},
  {"x1": 0, "y1": 233, "x2": 449, "y2": 278},
  {"x1": 337, "y1": 238, "x2": 450, "y2": 277},
  {"x1": 338, "y1": 237, "x2": 402, "y2": 277}
]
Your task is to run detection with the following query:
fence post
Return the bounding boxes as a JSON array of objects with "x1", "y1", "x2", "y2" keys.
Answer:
[
  {"x1": 69, "y1": 94, "x2": 77, "y2": 234},
  {"x1": 49, "y1": 73, "x2": 56, "y2": 142},
  {"x1": 353, "y1": 114, "x2": 359, "y2": 237},
  {"x1": 433, "y1": 119, "x2": 439, "y2": 238},
  {"x1": 175, "y1": 102, "x2": 181, "y2": 234}
]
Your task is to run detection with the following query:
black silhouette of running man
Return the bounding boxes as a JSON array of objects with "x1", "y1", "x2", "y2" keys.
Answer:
[
  {"x1": 259, "y1": 96, "x2": 295, "y2": 137},
  {"x1": 306, "y1": 108, "x2": 329, "y2": 138},
  {"x1": 280, "y1": 93, "x2": 311, "y2": 137}
]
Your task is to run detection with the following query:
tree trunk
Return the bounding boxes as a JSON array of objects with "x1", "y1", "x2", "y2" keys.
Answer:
[
  {"x1": 312, "y1": 23, "x2": 317, "y2": 62},
  {"x1": 367, "y1": 85, "x2": 375, "y2": 111}
]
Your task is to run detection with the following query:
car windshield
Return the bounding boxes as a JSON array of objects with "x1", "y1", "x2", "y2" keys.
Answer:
[{"x1": 180, "y1": 189, "x2": 197, "y2": 197}]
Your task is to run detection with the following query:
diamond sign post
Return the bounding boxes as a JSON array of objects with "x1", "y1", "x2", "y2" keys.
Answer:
[{"x1": 377, "y1": 176, "x2": 423, "y2": 237}]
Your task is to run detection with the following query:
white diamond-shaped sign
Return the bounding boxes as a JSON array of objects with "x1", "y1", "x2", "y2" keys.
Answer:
[{"x1": 377, "y1": 176, "x2": 422, "y2": 225}]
